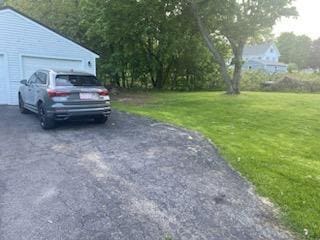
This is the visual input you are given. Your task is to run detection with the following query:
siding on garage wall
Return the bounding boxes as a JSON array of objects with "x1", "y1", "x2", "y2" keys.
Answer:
[
  {"x1": 0, "y1": 9, "x2": 98, "y2": 105},
  {"x1": 0, "y1": 54, "x2": 9, "y2": 104}
]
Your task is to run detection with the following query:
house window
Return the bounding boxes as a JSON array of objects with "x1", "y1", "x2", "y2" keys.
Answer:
[{"x1": 270, "y1": 48, "x2": 274, "y2": 53}]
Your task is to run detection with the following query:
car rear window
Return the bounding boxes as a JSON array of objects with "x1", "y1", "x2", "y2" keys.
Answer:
[{"x1": 55, "y1": 75, "x2": 101, "y2": 87}]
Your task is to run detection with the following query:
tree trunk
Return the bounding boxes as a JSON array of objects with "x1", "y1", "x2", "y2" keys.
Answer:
[
  {"x1": 114, "y1": 73, "x2": 120, "y2": 87},
  {"x1": 155, "y1": 67, "x2": 164, "y2": 89},
  {"x1": 231, "y1": 62, "x2": 242, "y2": 95},
  {"x1": 230, "y1": 42, "x2": 245, "y2": 94},
  {"x1": 172, "y1": 72, "x2": 177, "y2": 90},
  {"x1": 191, "y1": 2, "x2": 241, "y2": 95},
  {"x1": 121, "y1": 71, "x2": 126, "y2": 88},
  {"x1": 130, "y1": 75, "x2": 134, "y2": 88},
  {"x1": 150, "y1": 71, "x2": 156, "y2": 88}
]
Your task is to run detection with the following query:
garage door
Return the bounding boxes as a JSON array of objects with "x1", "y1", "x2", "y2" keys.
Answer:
[
  {"x1": 0, "y1": 54, "x2": 9, "y2": 105},
  {"x1": 22, "y1": 56, "x2": 83, "y2": 80}
]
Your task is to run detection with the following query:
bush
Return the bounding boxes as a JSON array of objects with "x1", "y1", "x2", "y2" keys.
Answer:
[
  {"x1": 269, "y1": 76, "x2": 320, "y2": 93},
  {"x1": 288, "y1": 63, "x2": 298, "y2": 73},
  {"x1": 241, "y1": 70, "x2": 279, "y2": 91},
  {"x1": 241, "y1": 70, "x2": 320, "y2": 93}
]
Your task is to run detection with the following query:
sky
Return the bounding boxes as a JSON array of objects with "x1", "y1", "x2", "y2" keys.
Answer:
[{"x1": 273, "y1": 0, "x2": 320, "y2": 39}]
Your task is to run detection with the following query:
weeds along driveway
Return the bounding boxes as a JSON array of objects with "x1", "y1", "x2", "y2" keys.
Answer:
[{"x1": 0, "y1": 106, "x2": 293, "y2": 240}]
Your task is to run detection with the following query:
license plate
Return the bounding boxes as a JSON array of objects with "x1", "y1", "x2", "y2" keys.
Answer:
[{"x1": 80, "y1": 93, "x2": 98, "y2": 100}]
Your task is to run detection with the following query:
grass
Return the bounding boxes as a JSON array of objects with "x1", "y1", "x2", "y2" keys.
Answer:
[{"x1": 113, "y1": 91, "x2": 320, "y2": 239}]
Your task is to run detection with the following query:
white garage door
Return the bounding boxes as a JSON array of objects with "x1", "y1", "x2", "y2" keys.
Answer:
[
  {"x1": 22, "y1": 56, "x2": 84, "y2": 80},
  {"x1": 0, "y1": 54, "x2": 9, "y2": 105}
]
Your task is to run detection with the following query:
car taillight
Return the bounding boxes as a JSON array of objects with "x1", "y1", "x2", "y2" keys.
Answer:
[
  {"x1": 98, "y1": 89, "x2": 109, "y2": 96},
  {"x1": 47, "y1": 89, "x2": 70, "y2": 98}
]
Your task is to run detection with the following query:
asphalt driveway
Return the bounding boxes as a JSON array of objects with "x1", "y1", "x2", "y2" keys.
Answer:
[{"x1": 0, "y1": 106, "x2": 292, "y2": 240}]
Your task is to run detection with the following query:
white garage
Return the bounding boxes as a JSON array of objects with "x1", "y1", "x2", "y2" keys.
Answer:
[
  {"x1": 0, "y1": 7, "x2": 99, "y2": 105},
  {"x1": 0, "y1": 54, "x2": 9, "y2": 104}
]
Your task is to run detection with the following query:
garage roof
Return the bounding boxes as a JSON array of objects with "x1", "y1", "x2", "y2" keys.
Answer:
[{"x1": 0, "y1": 6, "x2": 99, "y2": 58}]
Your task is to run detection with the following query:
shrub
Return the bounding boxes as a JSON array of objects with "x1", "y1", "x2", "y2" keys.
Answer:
[
  {"x1": 269, "y1": 76, "x2": 320, "y2": 92},
  {"x1": 241, "y1": 70, "x2": 270, "y2": 91},
  {"x1": 241, "y1": 70, "x2": 320, "y2": 93},
  {"x1": 288, "y1": 63, "x2": 298, "y2": 73}
]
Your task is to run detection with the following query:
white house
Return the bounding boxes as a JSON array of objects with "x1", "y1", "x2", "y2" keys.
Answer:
[
  {"x1": 0, "y1": 7, "x2": 99, "y2": 105},
  {"x1": 242, "y1": 42, "x2": 288, "y2": 74}
]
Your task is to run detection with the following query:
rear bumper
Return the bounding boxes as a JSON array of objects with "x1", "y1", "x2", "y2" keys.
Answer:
[{"x1": 47, "y1": 105, "x2": 111, "y2": 120}]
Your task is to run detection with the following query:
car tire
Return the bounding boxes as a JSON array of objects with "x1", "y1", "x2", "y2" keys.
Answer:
[
  {"x1": 38, "y1": 103, "x2": 55, "y2": 130},
  {"x1": 94, "y1": 115, "x2": 108, "y2": 124},
  {"x1": 19, "y1": 95, "x2": 29, "y2": 114}
]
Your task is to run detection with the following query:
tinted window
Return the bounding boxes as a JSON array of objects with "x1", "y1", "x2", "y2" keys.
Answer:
[
  {"x1": 55, "y1": 75, "x2": 101, "y2": 87},
  {"x1": 36, "y1": 72, "x2": 47, "y2": 85},
  {"x1": 28, "y1": 74, "x2": 37, "y2": 85}
]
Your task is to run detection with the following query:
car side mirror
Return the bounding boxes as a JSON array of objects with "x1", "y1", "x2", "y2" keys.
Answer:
[{"x1": 20, "y1": 79, "x2": 28, "y2": 86}]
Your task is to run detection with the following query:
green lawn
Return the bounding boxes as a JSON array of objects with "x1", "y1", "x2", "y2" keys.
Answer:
[{"x1": 113, "y1": 91, "x2": 320, "y2": 239}]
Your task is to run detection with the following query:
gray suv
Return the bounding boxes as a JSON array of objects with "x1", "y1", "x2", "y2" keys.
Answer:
[{"x1": 18, "y1": 69, "x2": 111, "y2": 129}]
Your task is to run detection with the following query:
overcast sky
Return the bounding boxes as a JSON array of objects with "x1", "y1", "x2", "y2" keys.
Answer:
[{"x1": 273, "y1": 0, "x2": 320, "y2": 39}]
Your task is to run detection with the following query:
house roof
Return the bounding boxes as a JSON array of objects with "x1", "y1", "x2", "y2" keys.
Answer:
[
  {"x1": 243, "y1": 42, "x2": 275, "y2": 56},
  {"x1": 0, "y1": 6, "x2": 99, "y2": 57}
]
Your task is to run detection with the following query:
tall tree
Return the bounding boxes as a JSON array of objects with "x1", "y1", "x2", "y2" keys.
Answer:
[
  {"x1": 81, "y1": 0, "x2": 227, "y2": 90},
  {"x1": 190, "y1": 0, "x2": 297, "y2": 94},
  {"x1": 277, "y1": 32, "x2": 312, "y2": 69},
  {"x1": 309, "y1": 38, "x2": 320, "y2": 70},
  {"x1": 4, "y1": 0, "x2": 228, "y2": 90}
]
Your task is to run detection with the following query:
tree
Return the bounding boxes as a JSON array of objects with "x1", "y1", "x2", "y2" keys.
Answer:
[
  {"x1": 309, "y1": 38, "x2": 320, "y2": 70},
  {"x1": 190, "y1": 0, "x2": 296, "y2": 94},
  {"x1": 4, "y1": 0, "x2": 228, "y2": 90},
  {"x1": 81, "y1": 0, "x2": 228, "y2": 90},
  {"x1": 5, "y1": 0, "x2": 86, "y2": 43},
  {"x1": 277, "y1": 32, "x2": 312, "y2": 69}
]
